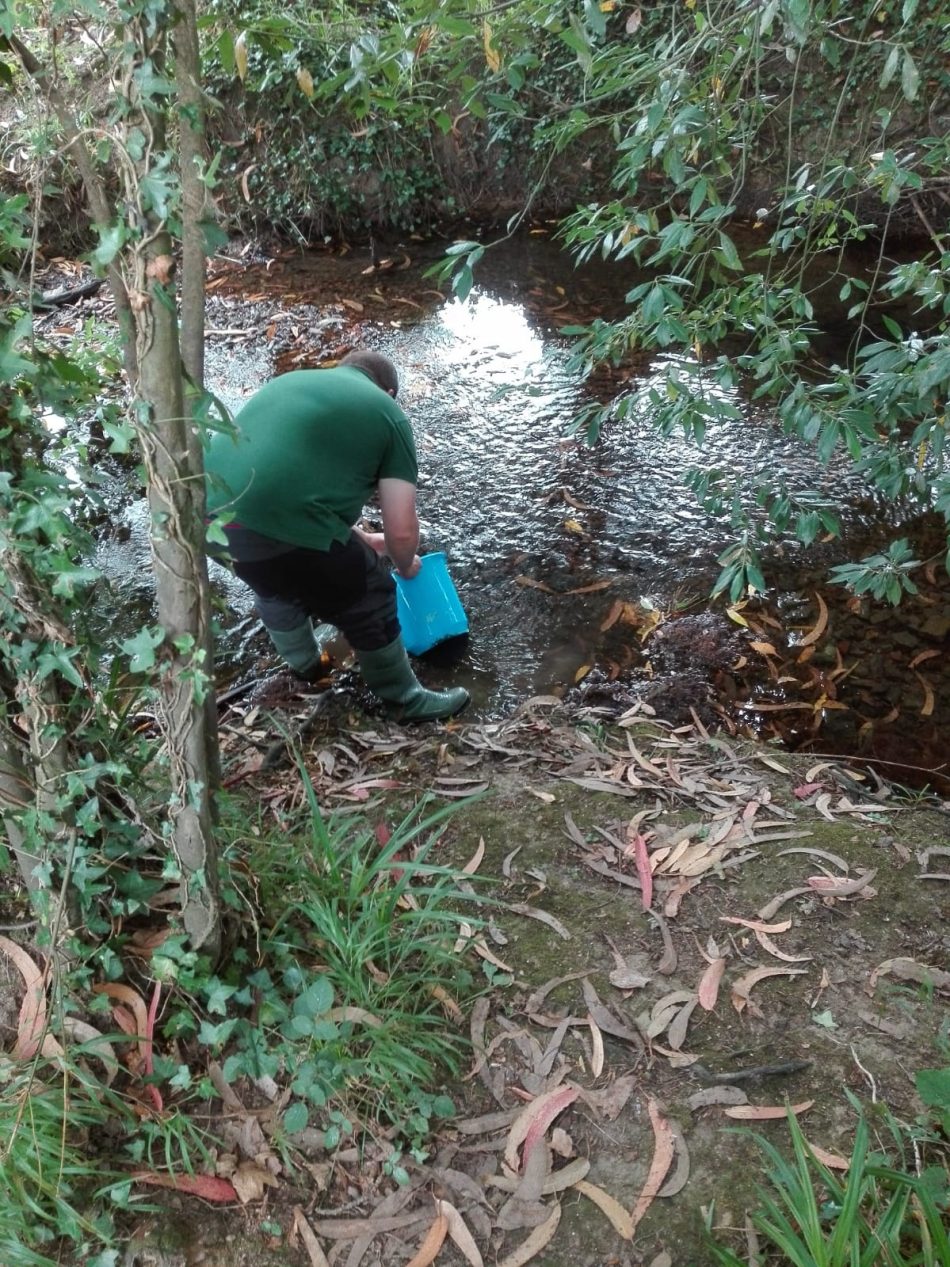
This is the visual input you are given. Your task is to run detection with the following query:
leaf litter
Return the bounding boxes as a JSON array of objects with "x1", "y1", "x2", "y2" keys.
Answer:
[{"x1": 187, "y1": 695, "x2": 945, "y2": 1263}]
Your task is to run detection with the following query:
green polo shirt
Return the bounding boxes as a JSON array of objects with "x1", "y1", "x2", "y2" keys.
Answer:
[{"x1": 205, "y1": 366, "x2": 418, "y2": 550}]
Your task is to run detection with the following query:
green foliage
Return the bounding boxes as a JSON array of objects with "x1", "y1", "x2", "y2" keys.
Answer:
[
  {"x1": 706, "y1": 1101, "x2": 950, "y2": 1266},
  {"x1": 158, "y1": 775, "x2": 481, "y2": 1137},
  {"x1": 199, "y1": 0, "x2": 595, "y2": 236},
  {"x1": 0, "y1": 1056, "x2": 133, "y2": 1267},
  {"x1": 829, "y1": 538, "x2": 921, "y2": 604},
  {"x1": 915, "y1": 1065, "x2": 950, "y2": 1140}
]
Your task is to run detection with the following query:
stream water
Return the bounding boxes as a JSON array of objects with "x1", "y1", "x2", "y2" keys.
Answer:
[{"x1": 91, "y1": 232, "x2": 949, "y2": 790}]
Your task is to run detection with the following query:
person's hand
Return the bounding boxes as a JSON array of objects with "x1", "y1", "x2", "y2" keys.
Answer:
[{"x1": 396, "y1": 554, "x2": 422, "y2": 580}]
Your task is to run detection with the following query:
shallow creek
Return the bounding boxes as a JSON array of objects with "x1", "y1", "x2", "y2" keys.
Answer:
[{"x1": 93, "y1": 233, "x2": 949, "y2": 790}]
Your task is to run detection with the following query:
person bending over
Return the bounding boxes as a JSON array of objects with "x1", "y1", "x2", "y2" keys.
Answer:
[{"x1": 205, "y1": 349, "x2": 469, "y2": 722}]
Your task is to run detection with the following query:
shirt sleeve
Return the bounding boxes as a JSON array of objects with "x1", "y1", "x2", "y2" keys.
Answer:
[{"x1": 377, "y1": 404, "x2": 419, "y2": 484}]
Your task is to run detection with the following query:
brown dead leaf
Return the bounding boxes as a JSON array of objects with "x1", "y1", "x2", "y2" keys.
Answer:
[
  {"x1": 697, "y1": 957, "x2": 727, "y2": 1011},
  {"x1": 508, "y1": 903, "x2": 571, "y2": 941},
  {"x1": 496, "y1": 1203, "x2": 561, "y2": 1267},
  {"x1": 798, "y1": 593, "x2": 829, "y2": 647},
  {"x1": 588, "y1": 1016, "x2": 605, "y2": 1078},
  {"x1": 724, "y1": 1101, "x2": 814, "y2": 1120},
  {"x1": 600, "y1": 599, "x2": 625, "y2": 632},
  {"x1": 293, "y1": 1207, "x2": 332, "y2": 1267},
  {"x1": 439, "y1": 1201, "x2": 484, "y2": 1267},
  {"x1": 134, "y1": 1171, "x2": 238, "y2": 1201},
  {"x1": 0, "y1": 934, "x2": 56, "y2": 1060},
  {"x1": 404, "y1": 1211, "x2": 448, "y2": 1267},
  {"x1": 721, "y1": 916, "x2": 793, "y2": 934},
  {"x1": 627, "y1": 831, "x2": 653, "y2": 910},
  {"x1": 630, "y1": 1098, "x2": 676, "y2": 1232},
  {"x1": 92, "y1": 981, "x2": 150, "y2": 1066},
  {"x1": 145, "y1": 254, "x2": 174, "y2": 284},
  {"x1": 806, "y1": 1143, "x2": 850, "y2": 1171},
  {"x1": 239, "y1": 164, "x2": 256, "y2": 202},
  {"x1": 462, "y1": 838, "x2": 486, "y2": 874},
  {"x1": 656, "y1": 1119, "x2": 690, "y2": 1197},
  {"x1": 913, "y1": 671, "x2": 935, "y2": 717},
  {"x1": 231, "y1": 1161, "x2": 278, "y2": 1204},
  {"x1": 909, "y1": 649, "x2": 940, "y2": 669},
  {"x1": 574, "y1": 1180, "x2": 633, "y2": 1239},
  {"x1": 868, "y1": 957, "x2": 950, "y2": 994},
  {"x1": 754, "y1": 930, "x2": 811, "y2": 963},
  {"x1": 731, "y1": 965, "x2": 808, "y2": 1016},
  {"x1": 757, "y1": 887, "x2": 813, "y2": 921},
  {"x1": 505, "y1": 1085, "x2": 579, "y2": 1172},
  {"x1": 514, "y1": 576, "x2": 554, "y2": 593},
  {"x1": 667, "y1": 998, "x2": 699, "y2": 1051}
]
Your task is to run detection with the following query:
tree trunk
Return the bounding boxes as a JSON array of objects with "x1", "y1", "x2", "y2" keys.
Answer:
[
  {"x1": 132, "y1": 230, "x2": 221, "y2": 956},
  {"x1": 173, "y1": 0, "x2": 208, "y2": 390},
  {"x1": 173, "y1": 0, "x2": 222, "y2": 796}
]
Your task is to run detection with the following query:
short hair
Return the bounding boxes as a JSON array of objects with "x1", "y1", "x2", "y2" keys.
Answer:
[{"x1": 340, "y1": 349, "x2": 399, "y2": 397}]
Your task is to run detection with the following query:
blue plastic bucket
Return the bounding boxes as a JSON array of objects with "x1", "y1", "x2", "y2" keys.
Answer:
[{"x1": 394, "y1": 552, "x2": 469, "y2": 655}]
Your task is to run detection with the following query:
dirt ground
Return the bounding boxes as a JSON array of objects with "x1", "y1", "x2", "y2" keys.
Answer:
[{"x1": 124, "y1": 694, "x2": 950, "y2": 1267}]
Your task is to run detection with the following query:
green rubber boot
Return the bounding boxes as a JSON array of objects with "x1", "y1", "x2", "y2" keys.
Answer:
[
  {"x1": 357, "y1": 637, "x2": 470, "y2": 721},
  {"x1": 265, "y1": 620, "x2": 324, "y2": 680}
]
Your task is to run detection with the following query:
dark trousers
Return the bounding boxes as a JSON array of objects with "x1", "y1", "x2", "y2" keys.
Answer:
[{"x1": 232, "y1": 535, "x2": 400, "y2": 652}]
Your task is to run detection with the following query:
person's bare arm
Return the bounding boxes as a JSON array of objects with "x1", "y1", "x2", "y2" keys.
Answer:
[
  {"x1": 377, "y1": 478, "x2": 421, "y2": 577},
  {"x1": 352, "y1": 525, "x2": 387, "y2": 554}
]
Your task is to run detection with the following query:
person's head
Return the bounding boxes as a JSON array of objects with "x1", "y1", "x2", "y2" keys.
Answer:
[{"x1": 340, "y1": 349, "x2": 399, "y2": 398}]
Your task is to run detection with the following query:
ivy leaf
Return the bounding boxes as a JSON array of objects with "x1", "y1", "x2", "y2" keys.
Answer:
[
  {"x1": 140, "y1": 169, "x2": 176, "y2": 220},
  {"x1": 121, "y1": 626, "x2": 165, "y2": 673},
  {"x1": 92, "y1": 224, "x2": 128, "y2": 270},
  {"x1": 36, "y1": 647, "x2": 84, "y2": 689},
  {"x1": 133, "y1": 60, "x2": 176, "y2": 99}
]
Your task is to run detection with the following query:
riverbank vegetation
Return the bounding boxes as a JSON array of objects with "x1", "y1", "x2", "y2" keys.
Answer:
[{"x1": 0, "y1": 1, "x2": 948, "y2": 1263}]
